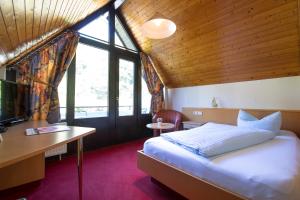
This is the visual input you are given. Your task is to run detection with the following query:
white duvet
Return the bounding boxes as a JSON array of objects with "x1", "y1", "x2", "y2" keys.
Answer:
[
  {"x1": 144, "y1": 130, "x2": 300, "y2": 200},
  {"x1": 161, "y1": 122, "x2": 276, "y2": 157}
]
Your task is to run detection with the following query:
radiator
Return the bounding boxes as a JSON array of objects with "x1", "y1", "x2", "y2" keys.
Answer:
[
  {"x1": 45, "y1": 144, "x2": 67, "y2": 159},
  {"x1": 45, "y1": 122, "x2": 68, "y2": 159}
]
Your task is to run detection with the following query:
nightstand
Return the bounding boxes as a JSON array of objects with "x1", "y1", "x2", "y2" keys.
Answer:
[{"x1": 182, "y1": 121, "x2": 206, "y2": 130}]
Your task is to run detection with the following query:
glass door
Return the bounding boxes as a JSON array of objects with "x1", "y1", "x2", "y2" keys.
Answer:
[
  {"x1": 115, "y1": 55, "x2": 139, "y2": 140},
  {"x1": 118, "y1": 58, "x2": 135, "y2": 117},
  {"x1": 70, "y1": 41, "x2": 111, "y2": 150}
]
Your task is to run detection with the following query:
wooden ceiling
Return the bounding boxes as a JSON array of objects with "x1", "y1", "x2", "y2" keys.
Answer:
[
  {"x1": 0, "y1": 0, "x2": 110, "y2": 67},
  {"x1": 120, "y1": 0, "x2": 300, "y2": 88}
]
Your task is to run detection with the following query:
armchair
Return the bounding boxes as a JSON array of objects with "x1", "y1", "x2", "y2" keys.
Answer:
[{"x1": 152, "y1": 110, "x2": 183, "y2": 136}]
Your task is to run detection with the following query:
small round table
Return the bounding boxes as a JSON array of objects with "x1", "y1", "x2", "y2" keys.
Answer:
[{"x1": 146, "y1": 123, "x2": 175, "y2": 137}]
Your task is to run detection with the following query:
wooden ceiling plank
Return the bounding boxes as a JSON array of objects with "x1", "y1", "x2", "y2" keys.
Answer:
[
  {"x1": 78, "y1": 0, "x2": 95, "y2": 23},
  {"x1": 121, "y1": 0, "x2": 300, "y2": 87},
  {"x1": 0, "y1": 0, "x2": 109, "y2": 66},
  {"x1": 169, "y1": 35, "x2": 298, "y2": 68},
  {"x1": 51, "y1": 0, "x2": 65, "y2": 31},
  {"x1": 69, "y1": 0, "x2": 88, "y2": 25},
  {"x1": 75, "y1": 0, "x2": 101, "y2": 23},
  {"x1": 153, "y1": 13, "x2": 298, "y2": 60},
  {"x1": 169, "y1": 65, "x2": 300, "y2": 87},
  {"x1": 60, "y1": 0, "x2": 78, "y2": 27},
  {"x1": 12, "y1": 0, "x2": 23, "y2": 46},
  {"x1": 179, "y1": 65, "x2": 300, "y2": 85},
  {"x1": 24, "y1": 0, "x2": 34, "y2": 49},
  {"x1": 178, "y1": 54, "x2": 299, "y2": 77},
  {"x1": 38, "y1": 0, "x2": 51, "y2": 36},
  {"x1": 48, "y1": 0, "x2": 61, "y2": 32},
  {"x1": 0, "y1": 5, "x2": 13, "y2": 53},
  {"x1": 32, "y1": 0, "x2": 43, "y2": 40},
  {"x1": 44, "y1": 0, "x2": 58, "y2": 34},
  {"x1": 153, "y1": 2, "x2": 297, "y2": 52},
  {"x1": 168, "y1": 32, "x2": 298, "y2": 67},
  {"x1": 55, "y1": 0, "x2": 70, "y2": 28},
  {"x1": 36, "y1": 0, "x2": 44, "y2": 39},
  {"x1": 0, "y1": 1, "x2": 20, "y2": 52}
]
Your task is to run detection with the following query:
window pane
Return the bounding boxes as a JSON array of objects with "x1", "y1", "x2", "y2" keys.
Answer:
[
  {"x1": 79, "y1": 12, "x2": 109, "y2": 42},
  {"x1": 58, "y1": 73, "x2": 67, "y2": 120},
  {"x1": 115, "y1": 32, "x2": 124, "y2": 47},
  {"x1": 141, "y1": 76, "x2": 151, "y2": 114},
  {"x1": 118, "y1": 59, "x2": 134, "y2": 116},
  {"x1": 75, "y1": 43, "x2": 109, "y2": 118},
  {"x1": 115, "y1": 16, "x2": 137, "y2": 51}
]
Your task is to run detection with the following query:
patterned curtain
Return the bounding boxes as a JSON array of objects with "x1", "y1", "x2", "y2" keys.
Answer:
[
  {"x1": 16, "y1": 30, "x2": 79, "y2": 123},
  {"x1": 140, "y1": 52, "x2": 164, "y2": 114}
]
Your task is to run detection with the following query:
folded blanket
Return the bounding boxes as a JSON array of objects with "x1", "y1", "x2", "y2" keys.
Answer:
[{"x1": 161, "y1": 122, "x2": 276, "y2": 157}]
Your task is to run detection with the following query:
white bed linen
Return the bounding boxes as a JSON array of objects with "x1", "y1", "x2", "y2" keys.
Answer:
[
  {"x1": 161, "y1": 122, "x2": 275, "y2": 157},
  {"x1": 143, "y1": 130, "x2": 300, "y2": 200}
]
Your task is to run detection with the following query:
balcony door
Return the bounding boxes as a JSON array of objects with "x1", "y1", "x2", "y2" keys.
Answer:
[
  {"x1": 58, "y1": 7, "x2": 152, "y2": 152},
  {"x1": 115, "y1": 55, "x2": 139, "y2": 141},
  {"x1": 64, "y1": 40, "x2": 148, "y2": 150}
]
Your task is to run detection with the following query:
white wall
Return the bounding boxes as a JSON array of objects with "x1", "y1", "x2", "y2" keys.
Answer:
[{"x1": 166, "y1": 76, "x2": 300, "y2": 111}]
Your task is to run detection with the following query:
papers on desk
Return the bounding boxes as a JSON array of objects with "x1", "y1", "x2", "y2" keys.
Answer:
[{"x1": 25, "y1": 125, "x2": 70, "y2": 136}]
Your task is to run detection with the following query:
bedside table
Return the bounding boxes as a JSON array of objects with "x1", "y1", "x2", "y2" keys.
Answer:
[{"x1": 182, "y1": 121, "x2": 206, "y2": 130}]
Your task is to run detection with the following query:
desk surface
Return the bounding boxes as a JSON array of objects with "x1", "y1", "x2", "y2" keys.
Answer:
[{"x1": 0, "y1": 121, "x2": 95, "y2": 168}]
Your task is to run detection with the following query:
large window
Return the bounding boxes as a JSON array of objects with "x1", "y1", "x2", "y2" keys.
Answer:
[
  {"x1": 58, "y1": 73, "x2": 67, "y2": 120},
  {"x1": 118, "y1": 59, "x2": 134, "y2": 116},
  {"x1": 141, "y1": 76, "x2": 151, "y2": 114},
  {"x1": 74, "y1": 43, "x2": 109, "y2": 119},
  {"x1": 114, "y1": 16, "x2": 137, "y2": 51},
  {"x1": 79, "y1": 12, "x2": 109, "y2": 42},
  {"x1": 57, "y1": 8, "x2": 151, "y2": 123}
]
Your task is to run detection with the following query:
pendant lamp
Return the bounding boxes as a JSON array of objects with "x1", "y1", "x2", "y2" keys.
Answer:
[{"x1": 141, "y1": 13, "x2": 176, "y2": 39}]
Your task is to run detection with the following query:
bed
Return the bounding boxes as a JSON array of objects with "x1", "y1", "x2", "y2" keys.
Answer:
[{"x1": 137, "y1": 108, "x2": 300, "y2": 200}]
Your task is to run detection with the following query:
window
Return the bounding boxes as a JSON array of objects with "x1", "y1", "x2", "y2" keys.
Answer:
[
  {"x1": 58, "y1": 73, "x2": 67, "y2": 120},
  {"x1": 74, "y1": 43, "x2": 109, "y2": 119},
  {"x1": 118, "y1": 59, "x2": 134, "y2": 116},
  {"x1": 79, "y1": 12, "x2": 109, "y2": 43},
  {"x1": 141, "y1": 76, "x2": 151, "y2": 114},
  {"x1": 114, "y1": 16, "x2": 137, "y2": 51}
]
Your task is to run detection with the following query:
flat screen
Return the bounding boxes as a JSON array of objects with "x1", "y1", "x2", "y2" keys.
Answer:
[{"x1": 0, "y1": 80, "x2": 30, "y2": 124}]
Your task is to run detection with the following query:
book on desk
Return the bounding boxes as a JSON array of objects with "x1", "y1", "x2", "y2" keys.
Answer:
[{"x1": 25, "y1": 125, "x2": 70, "y2": 136}]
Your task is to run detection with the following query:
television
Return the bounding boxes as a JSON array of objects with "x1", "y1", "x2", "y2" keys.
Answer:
[{"x1": 0, "y1": 79, "x2": 31, "y2": 125}]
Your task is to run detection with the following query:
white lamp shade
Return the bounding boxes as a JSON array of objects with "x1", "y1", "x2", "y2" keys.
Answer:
[{"x1": 141, "y1": 18, "x2": 176, "y2": 39}]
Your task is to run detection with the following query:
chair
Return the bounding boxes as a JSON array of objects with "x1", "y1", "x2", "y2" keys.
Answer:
[{"x1": 152, "y1": 110, "x2": 183, "y2": 136}]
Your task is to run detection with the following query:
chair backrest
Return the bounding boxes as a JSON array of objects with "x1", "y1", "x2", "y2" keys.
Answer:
[{"x1": 153, "y1": 110, "x2": 183, "y2": 131}]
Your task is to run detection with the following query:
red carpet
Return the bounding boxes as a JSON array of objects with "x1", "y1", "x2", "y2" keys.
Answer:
[{"x1": 0, "y1": 139, "x2": 186, "y2": 200}]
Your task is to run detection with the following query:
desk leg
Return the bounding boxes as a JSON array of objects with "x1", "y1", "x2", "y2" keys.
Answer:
[{"x1": 77, "y1": 138, "x2": 83, "y2": 200}]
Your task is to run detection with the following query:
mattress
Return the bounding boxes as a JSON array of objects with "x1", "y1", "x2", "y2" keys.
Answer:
[{"x1": 143, "y1": 130, "x2": 300, "y2": 200}]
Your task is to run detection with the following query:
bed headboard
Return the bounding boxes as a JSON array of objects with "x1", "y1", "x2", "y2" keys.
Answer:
[{"x1": 182, "y1": 107, "x2": 300, "y2": 136}]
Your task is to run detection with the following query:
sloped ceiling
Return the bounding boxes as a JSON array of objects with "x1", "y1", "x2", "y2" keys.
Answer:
[
  {"x1": 0, "y1": 0, "x2": 110, "y2": 67},
  {"x1": 120, "y1": 0, "x2": 300, "y2": 88}
]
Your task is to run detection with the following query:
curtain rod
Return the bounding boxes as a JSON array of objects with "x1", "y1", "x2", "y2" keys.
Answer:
[{"x1": 7, "y1": 29, "x2": 77, "y2": 69}]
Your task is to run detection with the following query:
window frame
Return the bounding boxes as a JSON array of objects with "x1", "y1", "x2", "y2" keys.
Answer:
[
  {"x1": 73, "y1": 41, "x2": 110, "y2": 119},
  {"x1": 59, "y1": 4, "x2": 151, "y2": 124}
]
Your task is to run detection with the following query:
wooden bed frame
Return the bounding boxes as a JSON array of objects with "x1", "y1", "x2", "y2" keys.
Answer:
[{"x1": 137, "y1": 108, "x2": 300, "y2": 200}]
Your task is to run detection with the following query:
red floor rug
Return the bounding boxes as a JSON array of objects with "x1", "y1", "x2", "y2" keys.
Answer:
[{"x1": 0, "y1": 139, "x2": 186, "y2": 200}]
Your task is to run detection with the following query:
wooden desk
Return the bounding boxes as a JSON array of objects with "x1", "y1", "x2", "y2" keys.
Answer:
[{"x1": 0, "y1": 121, "x2": 95, "y2": 200}]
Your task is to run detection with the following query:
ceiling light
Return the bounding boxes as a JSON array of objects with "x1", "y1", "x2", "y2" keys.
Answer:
[{"x1": 141, "y1": 17, "x2": 176, "y2": 39}]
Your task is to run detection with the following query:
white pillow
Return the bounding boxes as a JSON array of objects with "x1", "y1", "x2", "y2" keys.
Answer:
[{"x1": 237, "y1": 110, "x2": 282, "y2": 133}]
